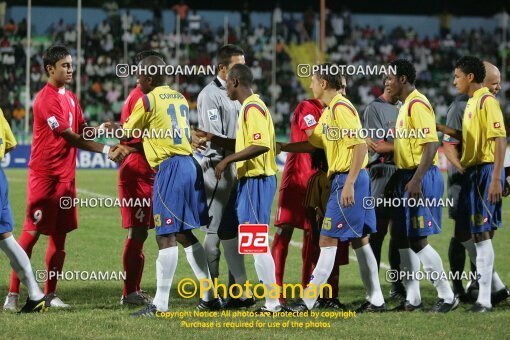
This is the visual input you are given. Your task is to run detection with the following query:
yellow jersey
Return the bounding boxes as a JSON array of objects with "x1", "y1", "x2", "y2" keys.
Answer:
[
  {"x1": 0, "y1": 108, "x2": 17, "y2": 160},
  {"x1": 309, "y1": 93, "x2": 367, "y2": 177},
  {"x1": 394, "y1": 89, "x2": 438, "y2": 169},
  {"x1": 235, "y1": 94, "x2": 277, "y2": 178},
  {"x1": 123, "y1": 86, "x2": 192, "y2": 168},
  {"x1": 461, "y1": 87, "x2": 507, "y2": 168}
]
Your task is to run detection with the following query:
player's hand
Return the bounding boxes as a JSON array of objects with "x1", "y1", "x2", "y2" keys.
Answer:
[
  {"x1": 340, "y1": 183, "x2": 355, "y2": 207},
  {"x1": 214, "y1": 159, "x2": 228, "y2": 180},
  {"x1": 405, "y1": 178, "x2": 422, "y2": 200},
  {"x1": 488, "y1": 178, "x2": 503, "y2": 203},
  {"x1": 109, "y1": 144, "x2": 131, "y2": 163},
  {"x1": 366, "y1": 138, "x2": 377, "y2": 152},
  {"x1": 191, "y1": 129, "x2": 208, "y2": 151}
]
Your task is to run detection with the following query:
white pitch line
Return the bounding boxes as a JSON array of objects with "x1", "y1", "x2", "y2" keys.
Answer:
[{"x1": 78, "y1": 187, "x2": 392, "y2": 270}]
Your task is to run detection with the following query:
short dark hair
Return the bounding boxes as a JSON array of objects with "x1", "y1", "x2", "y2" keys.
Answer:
[
  {"x1": 139, "y1": 55, "x2": 166, "y2": 87},
  {"x1": 455, "y1": 56, "x2": 485, "y2": 83},
  {"x1": 313, "y1": 63, "x2": 344, "y2": 91},
  {"x1": 134, "y1": 50, "x2": 165, "y2": 64},
  {"x1": 43, "y1": 45, "x2": 71, "y2": 76},
  {"x1": 389, "y1": 59, "x2": 416, "y2": 84},
  {"x1": 227, "y1": 63, "x2": 252, "y2": 87},
  {"x1": 217, "y1": 44, "x2": 244, "y2": 68}
]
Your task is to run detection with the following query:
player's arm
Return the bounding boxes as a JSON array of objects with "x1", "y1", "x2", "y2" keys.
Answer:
[
  {"x1": 436, "y1": 123, "x2": 462, "y2": 141},
  {"x1": 279, "y1": 140, "x2": 316, "y2": 153},
  {"x1": 341, "y1": 143, "x2": 367, "y2": 207},
  {"x1": 443, "y1": 142, "x2": 463, "y2": 173},
  {"x1": 214, "y1": 144, "x2": 269, "y2": 179},
  {"x1": 485, "y1": 97, "x2": 507, "y2": 203},
  {"x1": 61, "y1": 129, "x2": 134, "y2": 162},
  {"x1": 366, "y1": 139, "x2": 394, "y2": 153},
  {"x1": 193, "y1": 129, "x2": 236, "y2": 152},
  {"x1": 406, "y1": 104, "x2": 440, "y2": 199}
]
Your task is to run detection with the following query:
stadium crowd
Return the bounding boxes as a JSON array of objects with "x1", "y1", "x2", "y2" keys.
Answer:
[{"x1": 0, "y1": 7, "x2": 509, "y2": 136}]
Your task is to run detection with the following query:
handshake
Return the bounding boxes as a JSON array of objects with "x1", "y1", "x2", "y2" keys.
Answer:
[
  {"x1": 108, "y1": 144, "x2": 133, "y2": 163},
  {"x1": 191, "y1": 129, "x2": 213, "y2": 151}
]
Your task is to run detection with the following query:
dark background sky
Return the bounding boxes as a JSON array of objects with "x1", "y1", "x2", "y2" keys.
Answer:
[{"x1": 6, "y1": 0, "x2": 510, "y2": 16}]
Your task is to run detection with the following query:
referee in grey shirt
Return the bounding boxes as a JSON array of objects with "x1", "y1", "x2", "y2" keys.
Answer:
[
  {"x1": 362, "y1": 83, "x2": 405, "y2": 300},
  {"x1": 196, "y1": 44, "x2": 254, "y2": 307}
]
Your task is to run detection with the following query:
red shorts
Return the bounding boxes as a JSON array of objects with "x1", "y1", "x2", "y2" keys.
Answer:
[
  {"x1": 118, "y1": 153, "x2": 155, "y2": 229},
  {"x1": 274, "y1": 186, "x2": 310, "y2": 229},
  {"x1": 24, "y1": 175, "x2": 77, "y2": 235},
  {"x1": 118, "y1": 180, "x2": 154, "y2": 229}
]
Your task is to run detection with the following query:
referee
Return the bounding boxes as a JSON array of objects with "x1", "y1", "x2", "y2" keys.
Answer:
[
  {"x1": 362, "y1": 82, "x2": 405, "y2": 300},
  {"x1": 196, "y1": 44, "x2": 255, "y2": 308}
]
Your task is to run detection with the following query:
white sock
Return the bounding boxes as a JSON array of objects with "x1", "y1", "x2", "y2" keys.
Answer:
[
  {"x1": 303, "y1": 246, "x2": 337, "y2": 310},
  {"x1": 461, "y1": 239, "x2": 477, "y2": 266},
  {"x1": 253, "y1": 251, "x2": 280, "y2": 311},
  {"x1": 184, "y1": 242, "x2": 213, "y2": 302},
  {"x1": 222, "y1": 237, "x2": 250, "y2": 299},
  {"x1": 399, "y1": 248, "x2": 421, "y2": 305},
  {"x1": 153, "y1": 247, "x2": 178, "y2": 312},
  {"x1": 416, "y1": 245, "x2": 454, "y2": 303},
  {"x1": 203, "y1": 233, "x2": 221, "y2": 280},
  {"x1": 492, "y1": 271, "x2": 506, "y2": 292},
  {"x1": 354, "y1": 244, "x2": 385, "y2": 306},
  {"x1": 0, "y1": 235, "x2": 44, "y2": 301},
  {"x1": 475, "y1": 239, "x2": 494, "y2": 307}
]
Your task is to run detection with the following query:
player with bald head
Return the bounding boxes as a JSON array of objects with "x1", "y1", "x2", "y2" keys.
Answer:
[{"x1": 483, "y1": 61, "x2": 502, "y2": 95}]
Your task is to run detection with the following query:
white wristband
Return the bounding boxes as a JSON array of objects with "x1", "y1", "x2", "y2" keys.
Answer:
[{"x1": 102, "y1": 145, "x2": 111, "y2": 154}]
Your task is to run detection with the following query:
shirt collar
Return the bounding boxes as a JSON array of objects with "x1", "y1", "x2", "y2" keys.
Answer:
[
  {"x1": 473, "y1": 86, "x2": 489, "y2": 98},
  {"x1": 216, "y1": 76, "x2": 226, "y2": 88}
]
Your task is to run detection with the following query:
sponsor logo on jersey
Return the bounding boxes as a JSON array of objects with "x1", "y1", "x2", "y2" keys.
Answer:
[
  {"x1": 47, "y1": 116, "x2": 60, "y2": 130},
  {"x1": 494, "y1": 122, "x2": 501, "y2": 128},
  {"x1": 303, "y1": 114, "x2": 317, "y2": 127},
  {"x1": 253, "y1": 133, "x2": 261, "y2": 140}
]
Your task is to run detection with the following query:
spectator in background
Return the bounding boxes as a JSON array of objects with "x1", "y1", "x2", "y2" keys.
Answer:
[
  {"x1": 172, "y1": 0, "x2": 190, "y2": 29},
  {"x1": 439, "y1": 8, "x2": 452, "y2": 39},
  {"x1": 189, "y1": 10, "x2": 201, "y2": 32}
]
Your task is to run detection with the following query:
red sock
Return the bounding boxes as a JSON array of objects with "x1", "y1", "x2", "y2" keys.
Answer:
[
  {"x1": 302, "y1": 230, "x2": 320, "y2": 287},
  {"x1": 123, "y1": 238, "x2": 144, "y2": 296},
  {"x1": 9, "y1": 231, "x2": 38, "y2": 293},
  {"x1": 45, "y1": 234, "x2": 66, "y2": 294},
  {"x1": 271, "y1": 229, "x2": 291, "y2": 287},
  {"x1": 136, "y1": 249, "x2": 145, "y2": 292}
]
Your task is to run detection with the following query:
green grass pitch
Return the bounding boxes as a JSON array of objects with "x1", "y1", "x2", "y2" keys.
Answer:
[{"x1": 0, "y1": 169, "x2": 509, "y2": 339}]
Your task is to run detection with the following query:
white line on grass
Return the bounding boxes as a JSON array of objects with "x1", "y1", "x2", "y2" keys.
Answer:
[{"x1": 76, "y1": 187, "x2": 392, "y2": 270}]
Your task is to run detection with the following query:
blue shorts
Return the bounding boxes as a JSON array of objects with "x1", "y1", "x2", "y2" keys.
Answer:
[
  {"x1": 237, "y1": 175, "x2": 276, "y2": 225},
  {"x1": 0, "y1": 168, "x2": 14, "y2": 234},
  {"x1": 393, "y1": 166, "x2": 443, "y2": 238},
  {"x1": 153, "y1": 155, "x2": 209, "y2": 236},
  {"x1": 321, "y1": 169, "x2": 376, "y2": 241},
  {"x1": 463, "y1": 163, "x2": 504, "y2": 233}
]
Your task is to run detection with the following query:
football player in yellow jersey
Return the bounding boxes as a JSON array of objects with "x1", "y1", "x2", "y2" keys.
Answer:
[
  {"x1": 123, "y1": 56, "x2": 223, "y2": 317},
  {"x1": 195, "y1": 63, "x2": 281, "y2": 312},
  {"x1": 438, "y1": 57, "x2": 507, "y2": 312},
  {"x1": 279, "y1": 64, "x2": 385, "y2": 313},
  {"x1": 385, "y1": 59, "x2": 458, "y2": 313},
  {"x1": 0, "y1": 109, "x2": 49, "y2": 312}
]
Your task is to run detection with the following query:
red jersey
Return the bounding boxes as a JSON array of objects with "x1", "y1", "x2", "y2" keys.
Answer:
[
  {"x1": 29, "y1": 83, "x2": 85, "y2": 182},
  {"x1": 119, "y1": 86, "x2": 154, "y2": 183},
  {"x1": 280, "y1": 99, "x2": 323, "y2": 190}
]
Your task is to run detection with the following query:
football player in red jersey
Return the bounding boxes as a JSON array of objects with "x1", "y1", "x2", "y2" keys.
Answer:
[{"x1": 4, "y1": 45, "x2": 130, "y2": 311}]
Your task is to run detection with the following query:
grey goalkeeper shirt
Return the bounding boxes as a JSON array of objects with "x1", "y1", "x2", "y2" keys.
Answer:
[{"x1": 197, "y1": 76, "x2": 241, "y2": 164}]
